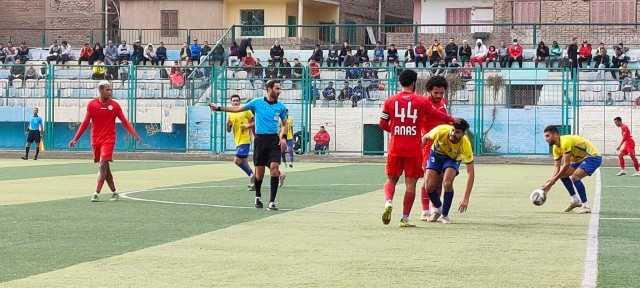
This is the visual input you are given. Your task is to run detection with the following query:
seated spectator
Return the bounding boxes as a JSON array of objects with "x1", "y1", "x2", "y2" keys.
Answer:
[
  {"x1": 119, "y1": 60, "x2": 129, "y2": 84},
  {"x1": 327, "y1": 44, "x2": 339, "y2": 67},
  {"x1": 486, "y1": 46, "x2": 498, "y2": 68},
  {"x1": 355, "y1": 45, "x2": 369, "y2": 64},
  {"x1": 343, "y1": 50, "x2": 356, "y2": 68},
  {"x1": 170, "y1": 63, "x2": 185, "y2": 89},
  {"x1": 170, "y1": 60, "x2": 181, "y2": 75},
  {"x1": 229, "y1": 41, "x2": 240, "y2": 66},
  {"x1": 239, "y1": 38, "x2": 254, "y2": 60},
  {"x1": 39, "y1": 62, "x2": 47, "y2": 77},
  {"x1": 190, "y1": 38, "x2": 202, "y2": 65},
  {"x1": 253, "y1": 58, "x2": 264, "y2": 78},
  {"x1": 211, "y1": 43, "x2": 225, "y2": 66},
  {"x1": 309, "y1": 44, "x2": 324, "y2": 65},
  {"x1": 309, "y1": 59, "x2": 321, "y2": 79},
  {"x1": 433, "y1": 59, "x2": 448, "y2": 76},
  {"x1": 8, "y1": 59, "x2": 26, "y2": 87},
  {"x1": 323, "y1": 81, "x2": 336, "y2": 100},
  {"x1": 280, "y1": 58, "x2": 292, "y2": 79},
  {"x1": 617, "y1": 42, "x2": 629, "y2": 55},
  {"x1": 91, "y1": 43, "x2": 104, "y2": 65},
  {"x1": 292, "y1": 58, "x2": 303, "y2": 79},
  {"x1": 346, "y1": 65, "x2": 361, "y2": 80},
  {"x1": 156, "y1": 42, "x2": 167, "y2": 66},
  {"x1": 404, "y1": 44, "x2": 416, "y2": 67},
  {"x1": 445, "y1": 38, "x2": 458, "y2": 65},
  {"x1": 314, "y1": 126, "x2": 330, "y2": 154},
  {"x1": 535, "y1": 41, "x2": 549, "y2": 68},
  {"x1": 265, "y1": 59, "x2": 278, "y2": 79},
  {"x1": 448, "y1": 58, "x2": 461, "y2": 74},
  {"x1": 498, "y1": 42, "x2": 508, "y2": 68},
  {"x1": 17, "y1": 42, "x2": 29, "y2": 63},
  {"x1": 104, "y1": 41, "x2": 118, "y2": 65},
  {"x1": 611, "y1": 47, "x2": 629, "y2": 79},
  {"x1": 338, "y1": 81, "x2": 353, "y2": 101},
  {"x1": 183, "y1": 59, "x2": 194, "y2": 77},
  {"x1": 91, "y1": 59, "x2": 107, "y2": 80},
  {"x1": 363, "y1": 62, "x2": 377, "y2": 79},
  {"x1": 351, "y1": 80, "x2": 368, "y2": 107},
  {"x1": 619, "y1": 63, "x2": 633, "y2": 91},
  {"x1": 458, "y1": 40, "x2": 472, "y2": 66},
  {"x1": 460, "y1": 61, "x2": 473, "y2": 80},
  {"x1": 593, "y1": 43, "x2": 610, "y2": 69},
  {"x1": 131, "y1": 41, "x2": 144, "y2": 65},
  {"x1": 179, "y1": 42, "x2": 191, "y2": 62},
  {"x1": 117, "y1": 41, "x2": 130, "y2": 61},
  {"x1": 143, "y1": 43, "x2": 157, "y2": 65},
  {"x1": 387, "y1": 44, "x2": 399, "y2": 66},
  {"x1": 415, "y1": 40, "x2": 427, "y2": 68},
  {"x1": 242, "y1": 51, "x2": 257, "y2": 75},
  {"x1": 60, "y1": 41, "x2": 72, "y2": 64},
  {"x1": 339, "y1": 41, "x2": 350, "y2": 67},
  {"x1": 507, "y1": 39, "x2": 523, "y2": 68},
  {"x1": 270, "y1": 40, "x2": 284, "y2": 65},
  {"x1": 578, "y1": 41, "x2": 592, "y2": 68},
  {"x1": 470, "y1": 39, "x2": 487, "y2": 67},
  {"x1": 25, "y1": 64, "x2": 41, "y2": 80},
  {"x1": 78, "y1": 43, "x2": 94, "y2": 65},
  {"x1": 373, "y1": 42, "x2": 385, "y2": 67},
  {"x1": 549, "y1": 41, "x2": 562, "y2": 69},
  {"x1": 46, "y1": 41, "x2": 62, "y2": 64},
  {"x1": 428, "y1": 39, "x2": 444, "y2": 65},
  {"x1": 0, "y1": 43, "x2": 6, "y2": 64},
  {"x1": 4, "y1": 42, "x2": 18, "y2": 64}
]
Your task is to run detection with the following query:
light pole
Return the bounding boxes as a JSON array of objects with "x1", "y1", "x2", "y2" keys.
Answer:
[{"x1": 378, "y1": 0, "x2": 382, "y2": 42}]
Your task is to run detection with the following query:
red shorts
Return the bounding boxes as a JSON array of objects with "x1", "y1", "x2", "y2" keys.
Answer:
[
  {"x1": 93, "y1": 142, "x2": 115, "y2": 163},
  {"x1": 622, "y1": 143, "x2": 636, "y2": 156},
  {"x1": 386, "y1": 155, "x2": 423, "y2": 178}
]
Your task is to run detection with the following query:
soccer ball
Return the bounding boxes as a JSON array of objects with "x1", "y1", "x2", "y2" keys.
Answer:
[{"x1": 530, "y1": 189, "x2": 546, "y2": 206}]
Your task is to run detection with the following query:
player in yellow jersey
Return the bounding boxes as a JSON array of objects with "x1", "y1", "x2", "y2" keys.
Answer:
[
  {"x1": 227, "y1": 94, "x2": 256, "y2": 190},
  {"x1": 541, "y1": 126, "x2": 602, "y2": 214},
  {"x1": 278, "y1": 114, "x2": 295, "y2": 187},
  {"x1": 421, "y1": 120, "x2": 475, "y2": 224}
]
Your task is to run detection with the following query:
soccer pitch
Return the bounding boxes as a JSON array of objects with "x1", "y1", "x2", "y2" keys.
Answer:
[{"x1": 0, "y1": 159, "x2": 637, "y2": 287}]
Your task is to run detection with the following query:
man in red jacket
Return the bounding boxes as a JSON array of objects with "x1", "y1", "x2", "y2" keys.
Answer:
[
  {"x1": 69, "y1": 81, "x2": 140, "y2": 202},
  {"x1": 78, "y1": 43, "x2": 94, "y2": 65},
  {"x1": 508, "y1": 39, "x2": 523, "y2": 68},
  {"x1": 313, "y1": 126, "x2": 330, "y2": 154}
]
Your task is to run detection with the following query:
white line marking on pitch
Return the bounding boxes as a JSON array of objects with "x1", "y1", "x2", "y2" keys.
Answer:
[
  {"x1": 143, "y1": 183, "x2": 379, "y2": 191},
  {"x1": 582, "y1": 170, "x2": 602, "y2": 288},
  {"x1": 600, "y1": 217, "x2": 640, "y2": 221},
  {"x1": 604, "y1": 185, "x2": 640, "y2": 188}
]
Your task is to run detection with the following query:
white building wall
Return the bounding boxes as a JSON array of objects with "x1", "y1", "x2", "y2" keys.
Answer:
[{"x1": 419, "y1": 0, "x2": 493, "y2": 25}]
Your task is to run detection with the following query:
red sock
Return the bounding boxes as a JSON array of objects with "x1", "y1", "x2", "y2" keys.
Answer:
[
  {"x1": 384, "y1": 182, "x2": 395, "y2": 202},
  {"x1": 403, "y1": 191, "x2": 416, "y2": 218},
  {"x1": 619, "y1": 155, "x2": 626, "y2": 170},
  {"x1": 421, "y1": 185, "x2": 430, "y2": 211},
  {"x1": 631, "y1": 154, "x2": 640, "y2": 171},
  {"x1": 96, "y1": 179, "x2": 105, "y2": 193}
]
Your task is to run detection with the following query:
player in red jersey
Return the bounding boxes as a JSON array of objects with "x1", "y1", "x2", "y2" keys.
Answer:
[
  {"x1": 69, "y1": 81, "x2": 141, "y2": 202},
  {"x1": 418, "y1": 76, "x2": 449, "y2": 221},
  {"x1": 614, "y1": 116, "x2": 640, "y2": 176},
  {"x1": 379, "y1": 70, "x2": 454, "y2": 227}
]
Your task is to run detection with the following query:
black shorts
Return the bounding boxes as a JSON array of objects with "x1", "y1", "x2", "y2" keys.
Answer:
[
  {"x1": 27, "y1": 130, "x2": 41, "y2": 144},
  {"x1": 253, "y1": 134, "x2": 282, "y2": 166}
]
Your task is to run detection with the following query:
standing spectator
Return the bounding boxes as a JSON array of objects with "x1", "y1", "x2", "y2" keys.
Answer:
[
  {"x1": 567, "y1": 37, "x2": 579, "y2": 78},
  {"x1": 428, "y1": 39, "x2": 444, "y2": 65},
  {"x1": 355, "y1": 45, "x2": 369, "y2": 64},
  {"x1": 265, "y1": 59, "x2": 278, "y2": 79},
  {"x1": 309, "y1": 59, "x2": 320, "y2": 79},
  {"x1": 387, "y1": 44, "x2": 399, "y2": 66},
  {"x1": 280, "y1": 58, "x2": 292, "y2": 79},
  {"x1": 486, "y1": 46, "x2": 498, "y2": 68},
  {"x1": 327, "y1": 44, "x2": 339, "y2": 67},
  {"x1": 46, "y1": 41, "x2": 62, "y2": 64},
  {"x1": 239, "y1": 38, "x2": 254, "y2": 60},
  {"x1": 17, "y1": 42, "x2": 30, "y2": 63},
  {"x1": 91, "y1": 59, "x2": 107, "y2": 80},
  {"x1": 8, "y1": 59, "x2": 26, "y2": 87},
  {"x1": 444, "y1": 38, "x2": 458, "y2": 65},
  {"x1": 60, "y1": 41, "x2": 72, "y2": 65},
  {"x1": 578, "y1": 41, "x2": 592, "y2": 68},
  {"x1": 309, "y1": 44, "x2": 324, "y2": 65},
  {"x1": 498, "y1": 42, "x2": 508, "y2": 68},
  {"x1": 404, "y1": 44, "x2": 416, "y2": 67},
  {"x1": 143, "y1": 43, "x2": 157, "y2": 66},
  {"x1": 0, "y1": 43, "x2": 6, "y2": 64},
  {"x1": 323, "y1": 81, "x2": 336, "y2": 100},
  {"x1": 458, "y1": 40, "x2": 472, "y2": 66},
  {"x1": 25, "y1": 64, "x2": 42, "y2": 80},
  {"x1": 4, "y1": 42, "x2": 18, "y2": 64},
  {"x1": 535, "y1": 41, "x2": 550, "y2": 68},
  {"x1": 211, "y1": 43, "x2": 225, "y2": 66},
  {"x1": 119, "y1": 60, "x2": 129, "y2": 84},
  {"x1": 253, "y1": 58, "x2": 264, "y2": 78},
  {"x1": 131, "y1": 41, "x2": 144, "y2": 65},
  {"x1": 549, "y1": 41, "x2": 562, "y2": 69},
  {"x1": 91, "y1": 43, "x2": 105, "y2": 65},
  {"x1": 104, "y1": 41, "x2": 118, "y2": 65},
  {"x1": 156, "y1": 42, "x2": 168, "y2": 66},
  {"x1": 507, "y1": 39, "x2": 523, "y2": 68},
  {"x1": 190, "y1": 39, "x2": 202, "y2": 65},
  {"x1": 415, "y1": 40, "x2": 428, "y2": 68},
  {"x1": 314, "y1": 126, "x2": 331, "y2": 154},
  {"x1": 470, "y1": 39, "x2": 487, "y2": 67},
  {"x1": 373, "y1": 41, "x2": 385, "y2": 67},
  {"x1": 78, "y1": 43, "x2": 94, "y2": 65},
  {"x1": 179, "y1": 42, "x2": 191, "y2": 62},
  {"x1": 270, "y1": 40, "x2": 284, "y2": 65},
  {"x1": 117, "y1": 41, "x2": 130, "y2": 61},
  {"x1": 339, "y1": 41, "x2": 350, "y2": 66},
  {"x1": 338, "y1": 80, "x2": 353, "y2": 101}
]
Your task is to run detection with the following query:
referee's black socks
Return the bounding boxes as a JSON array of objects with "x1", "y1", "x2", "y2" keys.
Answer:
[
  {"x1": 270, "y1": 176, "x2": 279, "y2": 203},
  {"x1": 255, "y1": 178, "x2": 263, "y2": 199}
]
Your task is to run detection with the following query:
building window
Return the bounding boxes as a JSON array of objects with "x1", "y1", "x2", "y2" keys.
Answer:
[
  {"x1": 513, "y1": 0, "x2": 540, "y2": 24},
  {"x1": 240, "y1": 10, "x2": 265, "y2": 37},
  {"x1": 446, "y1": 8, "x2": 471, "y2": 33},
  {"x1": 591, "y1": 0, "x2": 636, "y2": 23},
  {"x1": 161, "y1": 10, "x2": 178, "y2": 37}
]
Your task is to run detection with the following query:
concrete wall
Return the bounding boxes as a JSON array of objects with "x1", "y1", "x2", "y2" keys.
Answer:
[
  {"x1": 418, "y1": 0, "x2": 493, "y2": 25},
  {"x1": 120, "y1": 0, "x2": 224, "y2": 29}
]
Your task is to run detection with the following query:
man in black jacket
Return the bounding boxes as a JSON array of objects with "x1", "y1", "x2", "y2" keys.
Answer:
[
  {"x1": 239, "y1": 38, "x2": 254, "y2": 60},
  {"x1": 270, "y1": 40, "x2": 284, "y2": 65},
  {"x1": 445, "y1": 38, "x2": 458, "y2": 65},
  {"x1": 309, "y1": 44, "x2": 324, "y2": 65},
  {"x1": 568, "y1": 37, "x2": 579, "y2": 79},
  {"x1": 327, "y1": 44, "x2": 339, "y2": 67}
]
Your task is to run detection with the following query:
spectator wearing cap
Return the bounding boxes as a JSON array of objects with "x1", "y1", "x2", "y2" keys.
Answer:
[
  {"x1": 239, "y1": 38, "x2": 254, "y2": 61},
  {"x1": 117, "y1": 41, "x2": 130, "y2": 61},
  {"x1": 78, "y1": 43, "x2": 94, "y2": 65},
  {"x1": 17, "y1": 42, "x2": 30, "y2": 63},
  {"x1": 578, "y1": 40, "x2": 592, "y2": 68},
  {"x1": 156, "y1": 42, "x2": 167, "y2": 66},
  {"x1": 309, "y1": 44, "x2": 324, "y2": 66},
  {"x1": 415, "y1": 40, "x2": 427, "y2": 68},
  {"x1": 270, "y1": 40, "x2": 284, "y2": 65},
  {"x1": 190, "y1": 38, "x2": 202, "y2": 65},
  {"x1": 507, "y1": 39, "x2": 523, "y2": 68},
  {"x1": 314, "y1": 126, "x2": 331, "y2": 154}
]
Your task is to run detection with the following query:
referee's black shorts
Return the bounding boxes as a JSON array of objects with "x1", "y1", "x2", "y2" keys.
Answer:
[
  {"x1": 26, "y1": 130, "x2": 41, "y2": 144},
  {"x1": 253, "y1": 134, "x2": 282, "y2": 166}
]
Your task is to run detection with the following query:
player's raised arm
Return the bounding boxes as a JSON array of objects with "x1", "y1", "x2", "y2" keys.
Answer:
[
  {"x1": 210, "y1": 103, "x2": 247, "y2": 113},
  {"x1": 69, "y1": 106, "x2": 92, "y2": 147}
]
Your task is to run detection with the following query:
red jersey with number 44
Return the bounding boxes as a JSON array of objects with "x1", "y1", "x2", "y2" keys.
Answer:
[
  {"x1": 380, "y1": 91, "x2": 454, "y2": 157},
  {"x1": 72, "y1": 98, "x2": 138, "y2": 145}
]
